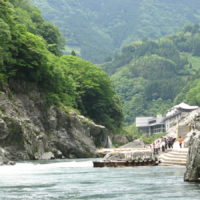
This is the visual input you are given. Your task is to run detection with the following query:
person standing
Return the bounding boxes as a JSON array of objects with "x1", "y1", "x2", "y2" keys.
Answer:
[
  {"x1": 178, "y1": 136, "x2": 184, "y2": 148},
  {"x1": 161, "y1": 138, "x2": 165, "y2": 152},
  {"x1": 168, "y1": 137, "x2": 172, "y2": 149},
  {"x1": 164, "y1": 138, "x2": 168, "y2": 150},
  {"x1": 172, "y1": 137, "x2": 176, "y2": 148}
]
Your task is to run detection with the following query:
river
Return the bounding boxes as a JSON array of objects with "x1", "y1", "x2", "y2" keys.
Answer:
[{"x1": 0, "y1": 159, "x2": 199, "y2": 200}]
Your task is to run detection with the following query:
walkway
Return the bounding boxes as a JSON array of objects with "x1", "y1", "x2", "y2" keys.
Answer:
[{"x1": 159, "y1": 142, "x2": 188, "y2": 166}]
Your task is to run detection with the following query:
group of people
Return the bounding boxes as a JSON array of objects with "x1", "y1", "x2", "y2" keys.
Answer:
[{"x1": 152, "y1": 136, "x2": 176, "y2": 155}]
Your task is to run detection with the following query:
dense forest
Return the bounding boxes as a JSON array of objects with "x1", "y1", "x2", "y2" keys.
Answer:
[
  {"x1": 3, "y1": 0, "x2": 200, "y2": 132},
  {"x1": 32, "y1": 0, "x2": 200, "y2": 63},
  {"x1": 107, "y1": 24, "x2": 200, "y2": 124},
  {"x1": 0, "y1": 0, "x2": 123, "y2": 131}
]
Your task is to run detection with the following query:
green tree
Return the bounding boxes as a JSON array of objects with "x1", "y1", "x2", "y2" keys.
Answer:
[
  {"x1": 37, "y1": 22, "x2": 65, "y2": 56},
  {"x1": 71, "y1": 50, "x2": 76, "y2": 56},
  {"x1": 59, "y1": 55, "x2": 123, "y2": 130}
]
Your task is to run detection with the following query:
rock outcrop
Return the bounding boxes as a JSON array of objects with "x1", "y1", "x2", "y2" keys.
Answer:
[
  {"x1": 103, "y1": 148, "x2": 155, "y2": 163},
  {"x1": 184, "y1": 112, "x2": 200, "y2": 182},
  {"x1": 0, "y1": 147, "x2": 15, "y2": 165},
  {"x1": 120, "y1": 138, "x2": 145, "y2": 148},
  {"x1": 184, "y1": 131, "x2": 200, "y2": 182},
  {"x1": 111, "y1": 134, "x2": 136, "y2": 147},
  {"x1": 0, "y1": 81, "x2": 111, "y2": 162}
]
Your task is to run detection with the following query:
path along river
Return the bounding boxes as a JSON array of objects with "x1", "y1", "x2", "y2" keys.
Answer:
[{"x1": 0, "y1": 159, "x2": 200, "y2": 200}]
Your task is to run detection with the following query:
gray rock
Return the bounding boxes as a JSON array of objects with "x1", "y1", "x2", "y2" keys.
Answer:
[
  {"x1": 120, "y1": 138, "x2": 145, "y2": 148},
  {"x1": 104, "y1": 149, "x2": 154, "y2": 162},
  {"x1": 184, "y1": 131, "x2": 200, "y2": 182},
  {"x1": 0, "y1": 82, "x2": 111, "y2": 162},
  {"x1": 41, "y1": 152, "x2": 55, "y2": 160},
  {"x1": 111, "y1": 135, "x2": 136, "y2": 147},
  {"x1": 0, "y1": 147, "x2": 15, "y2": 165}
]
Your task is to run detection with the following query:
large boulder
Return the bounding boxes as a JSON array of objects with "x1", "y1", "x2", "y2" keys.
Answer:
[
  {"x1": 184, "y1": 131, "x2": 200, "y2": 182},
  {"x1": 0, "y1": 147, "x2": 15, "y2": 165},
  {"x1": 111, "y1": 134, "x2": 136, "y2": 147}
]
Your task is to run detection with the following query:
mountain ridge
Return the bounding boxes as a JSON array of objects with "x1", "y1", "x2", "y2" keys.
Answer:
[{"x1": 32, "y1": 0, "x2": 200, "y2": 63}]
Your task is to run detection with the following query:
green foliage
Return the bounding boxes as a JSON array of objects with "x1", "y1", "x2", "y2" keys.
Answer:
[
  {"x1": 46, "y1": 93, "x2": 61, "y2": 106},
  {"x1": 10, "y1": 0, "x2": 64, "y2": 56},
  {"x1": 58, "y1": 56, "x2": 123, "y2": 130},
  {"x1": 0, "y1": 0, "x2": 123, "y2": 131},
  {"x1": 71, "y1": 50, "x2": 76, "y2": 56},
  {"x1": 141, "y1": 133, "x2": 166, "y2": 145},
  {"x1": 32, "y1": 0, "x2": 200, "y2": 63},
  {"x1": 176, "y1": 79, "x2": 200, "y2": 106},
  {"x1": 36, "y1": 22, "x2": 65, "y2": 56},
  {"x1": 110, "y1": 24, "x2": 200, "y2": 124},
  {"x1": 146, "y1": 99, "x2": 173, "y2": 117},
  {"x1": 125, "y1": 123, "x2": 141, "y2": 136},
  {"x1": 0, "y1": 73, "x2": 7, "y2": 89},
  {"x1": 125, "y1": 123, "x2": 165, "y2": 144}
]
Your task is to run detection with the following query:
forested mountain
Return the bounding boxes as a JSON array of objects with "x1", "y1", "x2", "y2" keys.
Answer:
[
  {"x1": 3, "y1": 0, "x2": 200, "y2": 131},
  {"x1": 108, "y1": 24, "x2": 200, "y2": 124},
  {"x1": 0, "y1": 0, "x2": 123, "y2": 131},
  {"x1": 32, "y1": 0, "x2": 200, "y2": 63}
]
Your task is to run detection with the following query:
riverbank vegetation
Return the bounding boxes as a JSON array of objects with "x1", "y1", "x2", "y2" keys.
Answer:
[{"x1": 0, "y1": 0, "x2": 123, "y2": 131}]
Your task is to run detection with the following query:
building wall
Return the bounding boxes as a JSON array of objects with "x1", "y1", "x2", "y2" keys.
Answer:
[
  {"x1": 177, "y1": 125, "x2": 191, "y2": 139},
  {"x1": 151, "y1": 125, "x2": 165, "y2": 135},
  {"x1": 165, "y1": 113, "x2": 182, "y2": 131},
  {"x1": 138, "y1": 124, "x2": 165, "y2": 136}
]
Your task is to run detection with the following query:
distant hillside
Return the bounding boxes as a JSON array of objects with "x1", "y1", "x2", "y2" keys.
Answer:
[
  {"x1": 108, "y1": 24, "x2": 200, "y2": 124},
  {"x1": 32, "y1": 0, "x2": 200, "y2": 63}
]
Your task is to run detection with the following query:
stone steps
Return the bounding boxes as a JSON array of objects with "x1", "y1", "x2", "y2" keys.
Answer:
[
  {"x1": 159, "y1": 161, "x2": 186, "y2": 166},
  {"x1": 164, "y1": 154, "x2": 187, "y2": 159},
  {"x1": 160, "y1": 155, "x2": 187, "y2": 161},
  {"x1": 159, "y1": 148, "x2": 188, "y2": 166}
]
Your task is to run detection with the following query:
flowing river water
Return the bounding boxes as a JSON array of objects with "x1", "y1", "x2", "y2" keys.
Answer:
[{"x1": 0, "y1": 159, "x2": 200, "y2": 200}]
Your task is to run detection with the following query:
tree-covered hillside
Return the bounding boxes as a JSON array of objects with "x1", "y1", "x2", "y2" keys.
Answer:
[
  {"x1": 0, "y1": 0, "x2": 123, "y2": 131},
  {"x1": 32, "y1": 0, "x2": 200, "y2": 63},
  {"x1": 109, "y1": 24, "x2": 200, "y2": 124}
]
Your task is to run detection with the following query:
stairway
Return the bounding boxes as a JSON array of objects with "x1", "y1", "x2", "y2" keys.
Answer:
[{"x1": 159, "y1": 148, "x2": 188, "y2": 166}]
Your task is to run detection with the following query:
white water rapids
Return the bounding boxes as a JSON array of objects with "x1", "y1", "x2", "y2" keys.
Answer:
[{"x1": 0, "y1": 159, "x2": 199, "y2": 200}]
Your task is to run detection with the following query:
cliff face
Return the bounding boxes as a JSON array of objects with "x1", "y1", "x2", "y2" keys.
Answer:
[
  {"x1": 0, "y1": 82, "x2": 110, "y2": 162},
  {"x1": 184, "y1": 131, "x2": 200, "y2": 182},
  {"x1": 184, "y1": 113, "x2": 200, "y2": 182}
]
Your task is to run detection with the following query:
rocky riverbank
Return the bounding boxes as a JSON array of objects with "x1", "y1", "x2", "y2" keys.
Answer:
[
  {"x1": 162, "y1": 108, "x2": 200, "y2": 182},
  {"x1": 0, "y1": 147, "x2": 15, "y2": 165},
  {"x1": 0, "y1": 81, "x2": 112, "y2": 164},
  {"x1": 184, "y1": 112, "x2": 200, "y2": 182},
  {"x1": 184, "y1": 131, "x2": 200, "y2": 182},
  {"x1": 94, "y1": 138, "x2": 157, "y2": 167},
  {"x1": 94, "y1": 146, "x2": 158, "y2": 167},
  {"x1": 176, "y1": 109, "x2": 200, "y2": 182}
]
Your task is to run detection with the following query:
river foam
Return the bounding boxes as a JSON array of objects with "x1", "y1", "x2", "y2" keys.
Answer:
[
  {"x1": 0, "y1": 159, "x2": 93, "y2": 175},
  {"x1": 0, "y1": 159, "x2": 200, "y2": 200}
]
